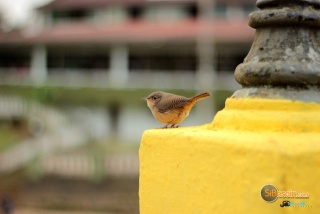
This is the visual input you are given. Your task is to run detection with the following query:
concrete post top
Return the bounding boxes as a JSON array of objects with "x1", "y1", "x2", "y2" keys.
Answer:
[
  {"x1": 254, "y1": 0, "x2": 320, "y2": 28},
  {"x1": 235, "y1": 0, "x2": 320, "y2": 92}
]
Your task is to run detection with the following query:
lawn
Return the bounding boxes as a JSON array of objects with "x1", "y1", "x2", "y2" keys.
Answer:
[
  {"x1": 0, "y1": 123, "x2": 27, "y2": 152},
  {"x1": 0, "y1": 85, "x2": 233, "y2": 111}
]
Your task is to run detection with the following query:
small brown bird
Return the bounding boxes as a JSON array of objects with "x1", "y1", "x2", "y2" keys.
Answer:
[{"x1": 143, "y1": 91, "x2": 211, "y2": 128}]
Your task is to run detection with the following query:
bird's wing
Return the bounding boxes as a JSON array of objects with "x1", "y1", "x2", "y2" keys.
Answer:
[{"x1": 157, "y1": 96, "x2": 190, "y2": 113}]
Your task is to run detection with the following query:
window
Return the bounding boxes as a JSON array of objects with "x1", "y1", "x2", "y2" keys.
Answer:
[
  {"x1": 128, "y1": 6, "x2": 143, "y2": 20},
  {"x1": 143, "y1": 5, "x2": 188, "y2": 21},
  {"x1": 0, "y1": 53, "x2": 30, "y2": 68},
  {"x1": 52, "y1": 9, "x2": 93, "y2": 23},
  {"x1": 186, "y1": 3, "x2": 198, "y2": 18},
  {"x1": 242, "y1": 4, "x2": 258, "y2": 15},
  {"x1": 48, "y1": 54, "x2": 109, "y2": 70},
  {"x1": 214, "y1": 4, "x2": 227, "y2": 18},
  {"x1": 129, "y1": 55, "x2": 196, "y2": 72}
]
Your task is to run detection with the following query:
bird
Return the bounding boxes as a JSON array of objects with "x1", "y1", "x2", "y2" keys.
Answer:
[{"x1": 142, "y1": 91, "x2": 211, "y2": 128}]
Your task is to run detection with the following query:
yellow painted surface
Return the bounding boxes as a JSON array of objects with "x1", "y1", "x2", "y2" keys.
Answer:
[{"x1": 139, "y1": 97, "x2": 320, "y2": 214}]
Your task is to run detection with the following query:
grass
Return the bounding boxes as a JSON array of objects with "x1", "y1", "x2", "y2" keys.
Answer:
[
  {"x1": 0, "y1": 124, "x2": 23, "y2": 152},
  {"x1": 0, "y1": 85, "x2": 233, "y2": 111}
]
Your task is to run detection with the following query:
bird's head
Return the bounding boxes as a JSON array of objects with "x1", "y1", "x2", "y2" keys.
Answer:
[{"x1": 142, "y1": 91, "x2": 163, "y2": 108}]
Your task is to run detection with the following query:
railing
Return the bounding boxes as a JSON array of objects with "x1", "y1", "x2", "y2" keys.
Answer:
[
  {"x1": 42, "y1": 154, "x2": 139, "y2": 178},
  {"x1": 0, "y1": 95, "x2": 138, "y2": 178},
  {"x1": 0, "y1": 68, "x2": 241, "y2": 90},
  {"x1": 0, "y1": 95, "x2": 91, "y2": 173}
]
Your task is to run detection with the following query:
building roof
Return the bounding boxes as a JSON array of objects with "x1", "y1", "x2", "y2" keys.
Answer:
[
  {"x1": 39, "y1": 0, "x2": 257, "y2": 10},
  {"x1": 0, "y1": 20, "x2": 254, "y2": 45},
  {"x1": 38, "y1": 0, "x2": 193, "y2": 10}
]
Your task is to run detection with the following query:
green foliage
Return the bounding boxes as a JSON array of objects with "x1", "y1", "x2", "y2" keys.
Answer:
[
  {"x1": 0, "y1": 85, "x2": 233, "y2": 110},
  {"x1": 213, "y1": 90, "x2": 234, "y2": 111},
  {"x1": 0, "y1": 124, "x2": 21, "y2": 152}
]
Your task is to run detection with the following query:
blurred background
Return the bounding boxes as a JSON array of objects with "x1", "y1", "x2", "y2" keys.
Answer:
[{"x1": 0, "y1": 0, "x2": 256, "y2": 213}]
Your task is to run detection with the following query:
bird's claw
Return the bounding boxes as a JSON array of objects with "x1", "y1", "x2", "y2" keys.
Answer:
[
  {"x1": 155, "y1": 124, "x2": 180, "y2": 129},
  {"x1": 170, "y1": 124, "x2": 179, "y2": 128}
]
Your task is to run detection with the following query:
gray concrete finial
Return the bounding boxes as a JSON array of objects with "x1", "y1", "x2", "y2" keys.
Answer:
[{"x1": 235, "y1": 0, "x2": 320, "y2": 87}]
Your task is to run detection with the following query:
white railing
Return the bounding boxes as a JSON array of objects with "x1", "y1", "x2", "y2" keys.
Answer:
[
  {"x1": 0, "y1": 95, "x2": 139, "y2": 177},
  {"x1": 42, "y1": 154, "x2": 139, "y2": 178},
  {"x1": 0, "y1": 68, "x2": 241, "y2": 90},
  {"x1": 0, "y1": 95, "x2": 91, "y2": 173}
]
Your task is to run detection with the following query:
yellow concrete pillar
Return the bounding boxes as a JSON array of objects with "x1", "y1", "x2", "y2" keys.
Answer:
[{"x1": 139, "y1": 97, "x2": 320, "y2": 213}]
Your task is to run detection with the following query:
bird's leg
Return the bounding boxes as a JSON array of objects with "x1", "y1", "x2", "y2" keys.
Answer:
[
  {"x1": 160, "y1": 124, "x2": 170, "y2": 129},
  {"x1": 170, "y1": 124, "x2": 180, "y2": 128}
]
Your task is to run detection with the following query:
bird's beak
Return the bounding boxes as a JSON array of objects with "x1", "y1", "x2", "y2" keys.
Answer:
[{"x1": 141, "y1": 97, "x2": 147, "y2": 101}]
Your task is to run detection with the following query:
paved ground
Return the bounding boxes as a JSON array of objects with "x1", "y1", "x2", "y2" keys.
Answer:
[
  {"x1": 15, "y1": 209, "x2": 110, "y2": 214},
  {"x1": 2, "y1": 176, "x2": 139, "y2": 214}
]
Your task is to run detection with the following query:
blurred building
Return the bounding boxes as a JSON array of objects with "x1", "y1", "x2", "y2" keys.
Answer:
[
  {"x1": 0, "y1": 2, "x2": 257, "y2": 212},
  {"x1": 0, "y1": 0, "x2": 256, "y2": 90}
]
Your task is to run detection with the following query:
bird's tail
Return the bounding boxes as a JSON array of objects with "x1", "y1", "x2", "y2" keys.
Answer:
[{"x1": 189, "y1": 92, "x2": 211, "y2": 103}]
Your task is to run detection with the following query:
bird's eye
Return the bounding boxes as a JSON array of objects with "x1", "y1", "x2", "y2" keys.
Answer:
[{"x1": 152, "y1": 96, "x2": 157, "y2": 100}]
